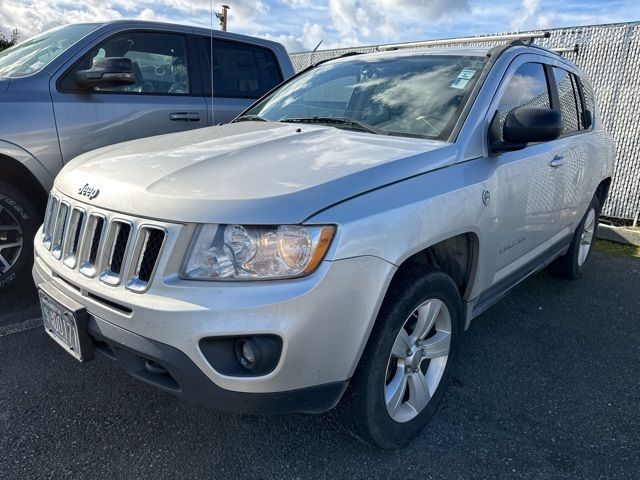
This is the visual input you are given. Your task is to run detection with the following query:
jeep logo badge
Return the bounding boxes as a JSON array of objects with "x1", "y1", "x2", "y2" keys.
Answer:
[{"x1": 78, "y1": 183, "x2": 100, "y2": 200}]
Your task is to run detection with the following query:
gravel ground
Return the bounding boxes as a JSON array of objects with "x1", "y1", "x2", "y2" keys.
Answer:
[{"x1": 1, "y1": 247, "x2": 638, "y2": 479}]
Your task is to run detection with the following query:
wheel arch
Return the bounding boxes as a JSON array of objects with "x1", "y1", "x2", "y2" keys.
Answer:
[
  {"x1": 0, "y1": 153, "x2": 49, "y2": 215},
  {"x1": 595, "y1": 177, "x2": 612, "y2": 209},
  {"x1": 387, "y1": 232, "x2": 480, "y2": 303}
]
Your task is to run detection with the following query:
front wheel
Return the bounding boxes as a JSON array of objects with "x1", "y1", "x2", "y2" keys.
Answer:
[
  {"x1": 336, "y1": 269, "x2": 463, "y2": 449},
  {"x1": 0, "y1": 181, "x2": 42, "y2": 289}
]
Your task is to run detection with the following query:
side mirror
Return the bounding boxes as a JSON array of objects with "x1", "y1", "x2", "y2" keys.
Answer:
[
  {"x1": 582, "y1": 109, "x2": 593, "y2": 129},
  {"x1": 75, "y1": 57, "x2": 136, "y2": 89},
  {"x1": 491, "y1": 106, "x2": 564, "y2": 153}
]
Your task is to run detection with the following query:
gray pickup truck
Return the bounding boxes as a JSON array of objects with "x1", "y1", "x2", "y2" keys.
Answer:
[{"x1": 0, "y1": 20, "x2": 293, "y2": 289}]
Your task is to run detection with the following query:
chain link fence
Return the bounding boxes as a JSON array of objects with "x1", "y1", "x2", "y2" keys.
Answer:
[{"x1": 290, "y1": 22, "x2": 640, "y2": 221}]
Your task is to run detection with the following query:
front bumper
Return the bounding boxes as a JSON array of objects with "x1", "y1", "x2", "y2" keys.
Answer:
[
  {"x1": 33, "y1": 237, "x2": 396, "y2": 413},
  {"x1": 86, "y1": 311, "x2": 348, "y2": 414}
]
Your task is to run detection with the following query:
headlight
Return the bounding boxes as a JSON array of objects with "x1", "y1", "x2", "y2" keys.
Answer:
[{"x1": 183, "y1": 224, "x2": 336, "y2": 280}]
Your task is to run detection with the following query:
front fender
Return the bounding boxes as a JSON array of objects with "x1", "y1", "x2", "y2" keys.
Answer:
[{"x1": 0, "y1": 139, "x2": 55, "y2": 191}]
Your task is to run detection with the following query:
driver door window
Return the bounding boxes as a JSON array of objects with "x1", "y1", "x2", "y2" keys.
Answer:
[
  {"x1": 493, "y1": 63, "x2": 551, "y2": 142},
  {"x1": 63, "y1": 32, "x2": 191, "y2": 95}
]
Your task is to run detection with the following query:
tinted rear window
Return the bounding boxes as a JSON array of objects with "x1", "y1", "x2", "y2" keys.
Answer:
[{"x1": 203, "y1": 39, "x2": 282, "y2": 98}]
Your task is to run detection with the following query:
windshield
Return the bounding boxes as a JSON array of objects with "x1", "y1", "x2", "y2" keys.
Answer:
[
  {"x1": 244, "y1": 54, "x2": 487, "y2": 140},
  {"x1": 0, "y1": 24, "x2": 99, "y2": 78}
]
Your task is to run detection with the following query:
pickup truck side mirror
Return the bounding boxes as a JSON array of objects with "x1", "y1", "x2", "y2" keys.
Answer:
[
  {"x1": 75, "y1": 57, "x2": 136, "y2": 89},
  {"x1": 490, "y1": 106, "x2": 564, "y2": 153}
]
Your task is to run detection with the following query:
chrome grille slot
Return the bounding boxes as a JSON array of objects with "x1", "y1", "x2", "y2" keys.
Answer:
[
  {"x1": 79, "y1": 214, "x2": 105, "y2": 278},
  {"x1": 100, "y1": 221, "x2": 132, "y2": 286},
  {"x1": 51, "y1": 202, "x2": 69, "y2": 259},
  {"x1": 63, "y1": 208, "x2": 85, "y2": 268},
  {"x1": 126, "y1": 227, "x2": 166, "y2": 293},
  {"x1": 42, "y1": 195, "x2": 58, "y2": 249}
]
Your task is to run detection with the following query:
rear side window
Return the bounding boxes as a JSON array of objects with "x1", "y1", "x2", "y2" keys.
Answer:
[
  {"x1": 203, "y1": 39, "x2": 282, "y2": 98},
  {"x1": 580, "y1": 77, "x2": 596, "y2": 127},
  {"x1": 552, "y1": 67, "x2": 584, "y2": 135},
  {"x1": 494, "y1": 62, "x2": 551, "y2": 142}
]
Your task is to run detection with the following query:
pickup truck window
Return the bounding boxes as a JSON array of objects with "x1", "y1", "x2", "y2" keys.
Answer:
[
  {"x1": 61, "y1": 32, "x2": 191, "y2": 95},
  {"x1": 0, "y1": 24, "x2": 98, "y2": 78},
  {"x1": 493, "y1": 62, "x2": 551, "y2": 142},
  {"x1": 244, "y1": 55, "x2": 487, "y2": 140},
  {"x1": 203, "y1": 38, "x2": 282, "y2": 99}
]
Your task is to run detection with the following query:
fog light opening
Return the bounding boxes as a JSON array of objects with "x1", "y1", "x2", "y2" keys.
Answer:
[{"x1": 234, "y1": 337, "x2": 279, "y2": 374}]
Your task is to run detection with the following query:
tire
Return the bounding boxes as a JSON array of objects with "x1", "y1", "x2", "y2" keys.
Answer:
[
  {"x1": 550, "y1": 195, "x2": 600, "y2": 279},
  {"x1": 336, "y1": 268, "x2": 464, "y2": 449},
  {"x1": 0, "y1": 181, "x2": 42, "y2": 289}
]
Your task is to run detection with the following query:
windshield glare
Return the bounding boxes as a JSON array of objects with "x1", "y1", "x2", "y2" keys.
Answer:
[
  {"x1": 246, "y1": 55, "x2": 487, "y2": 139},
  {"x1": 0, "y1": 24, "x2": 98, "y2": 78}
]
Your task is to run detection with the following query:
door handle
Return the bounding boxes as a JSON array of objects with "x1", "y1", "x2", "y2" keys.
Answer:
[
  {"x1": 550, "y1": 155, "x2": 567, "y2": 167},
  {"x1": 169, "y1": 112, "x2": 201, "y2": 122}
]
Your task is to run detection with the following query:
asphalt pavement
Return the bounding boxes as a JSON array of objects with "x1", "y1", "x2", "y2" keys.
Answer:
[{"x1": 1, "y1": 246, "x2": 638, "y2": 479}]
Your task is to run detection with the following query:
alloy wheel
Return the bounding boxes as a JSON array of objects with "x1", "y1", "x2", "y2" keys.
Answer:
[
  {"x1": 384, "y1": 298, "x2": 452, "y2": 423},
  {"x1": 578, "y1": 208, "x2": 596, "y2": 266},
  {"x1": 0, "y1": 206, "x2": 23, "y2": 274}
]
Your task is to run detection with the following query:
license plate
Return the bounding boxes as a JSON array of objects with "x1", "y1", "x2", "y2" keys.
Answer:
[{"x1": 39, "y1": 283, "x2": 94, "y2": 362}]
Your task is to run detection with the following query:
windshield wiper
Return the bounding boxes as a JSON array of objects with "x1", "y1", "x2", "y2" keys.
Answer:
[
  {"x1": 280, "y1": 117, "x2": 390, "y2": 135},
  {"x1": 234, "y1": 114, "x2": 268, "y2": 123}
]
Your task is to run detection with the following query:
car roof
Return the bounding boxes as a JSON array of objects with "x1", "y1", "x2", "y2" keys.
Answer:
[
  {"x1": 80, "y1": 20, "x2": 287, "y2": 50},
  {"x1": 319, "y1": 43, "x2": 580, "y2": 71}
]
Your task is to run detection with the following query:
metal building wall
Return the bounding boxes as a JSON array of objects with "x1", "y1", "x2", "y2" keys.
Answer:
[{"x1": 290, "y1": 22, "x2": 640, "y2": 221}]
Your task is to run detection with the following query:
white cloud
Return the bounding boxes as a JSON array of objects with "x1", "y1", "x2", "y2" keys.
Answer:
[{"x1": 511, "y1": 0, "x2": 540, "y2": 31}]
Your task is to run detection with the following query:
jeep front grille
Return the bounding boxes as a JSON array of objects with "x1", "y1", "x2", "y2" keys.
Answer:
[{"x1": 42, "y1": 193, "x2": 168, "y2": 293}]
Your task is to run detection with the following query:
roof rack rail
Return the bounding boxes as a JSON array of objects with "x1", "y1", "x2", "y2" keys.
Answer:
[
  {"x1": 377, "y1": 31, "x2": 551, "y2": 51},
  {"x1": 550, "y1": 44, "x2": 580, "y2": 55}
]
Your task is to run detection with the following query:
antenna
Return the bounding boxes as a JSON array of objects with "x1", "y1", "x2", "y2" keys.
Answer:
[
  {"x1": 210, "y1": 0, "x2": 214, "y2": 125},
  {"x1": 310, "y1": 40, "x2": 323, "y2": 69}
]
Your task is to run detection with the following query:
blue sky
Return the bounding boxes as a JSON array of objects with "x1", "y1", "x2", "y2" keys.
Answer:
[{"x1": 1, "y1": 0, "x2": 639, "y2": 52}]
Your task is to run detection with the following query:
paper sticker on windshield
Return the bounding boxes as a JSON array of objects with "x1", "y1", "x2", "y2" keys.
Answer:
[
  {"x1": 450, "y1": 78, "x2": 470, "y2": 89},
  {"x1": 457, "y1": 69, "x2": 476, "y2": 80}
]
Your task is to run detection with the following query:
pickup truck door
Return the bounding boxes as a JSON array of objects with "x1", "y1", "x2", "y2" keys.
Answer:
[
  {"x1": 196, "y1": 36, "x2": 286, "y2": 125},
  {"x1": 50, "y1": 30, "x2": 207, "y2": 163}
]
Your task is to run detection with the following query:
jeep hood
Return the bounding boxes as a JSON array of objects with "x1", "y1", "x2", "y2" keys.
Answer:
[{"x1": 56, "y1": 122, "x2": 456, "y2": 224}]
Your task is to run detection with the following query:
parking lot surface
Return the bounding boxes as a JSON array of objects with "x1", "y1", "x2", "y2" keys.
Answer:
[{"x1": 1, "y1": 246, "x2": 638, "y2": 480}]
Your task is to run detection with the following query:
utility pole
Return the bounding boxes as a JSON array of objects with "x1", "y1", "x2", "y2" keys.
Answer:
[{"x1": 216, "y1": 4, "x2": 230, "y2": 31}]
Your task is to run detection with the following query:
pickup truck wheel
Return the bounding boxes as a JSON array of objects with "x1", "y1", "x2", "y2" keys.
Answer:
[
  {"x1": 0, "y1": 181, "x2": 41, "y2": 289},
  {"x1": 551, "y1": 196, "x2": 600, "y2": 279},
  {"x1": 336, "y1": 269, "x2": 463, "y2": 449}
]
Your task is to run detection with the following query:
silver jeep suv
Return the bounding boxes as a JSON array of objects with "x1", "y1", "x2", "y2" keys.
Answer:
[
  {"x1": 32, "y1": 38, "x2": 614, "y2": 448},
  {"x1": 0, "y1": 20, "x2": 293, "y2": 289}
]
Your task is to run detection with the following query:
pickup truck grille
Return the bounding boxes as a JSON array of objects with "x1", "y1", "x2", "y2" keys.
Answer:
[{"x1": 41, "y1": 193, "x2": 167, "y2": 293}]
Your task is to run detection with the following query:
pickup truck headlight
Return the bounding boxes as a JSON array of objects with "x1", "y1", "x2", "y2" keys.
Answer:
[{"x1": 183, "y1": 224, "x2": 335, "y2": 280}]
